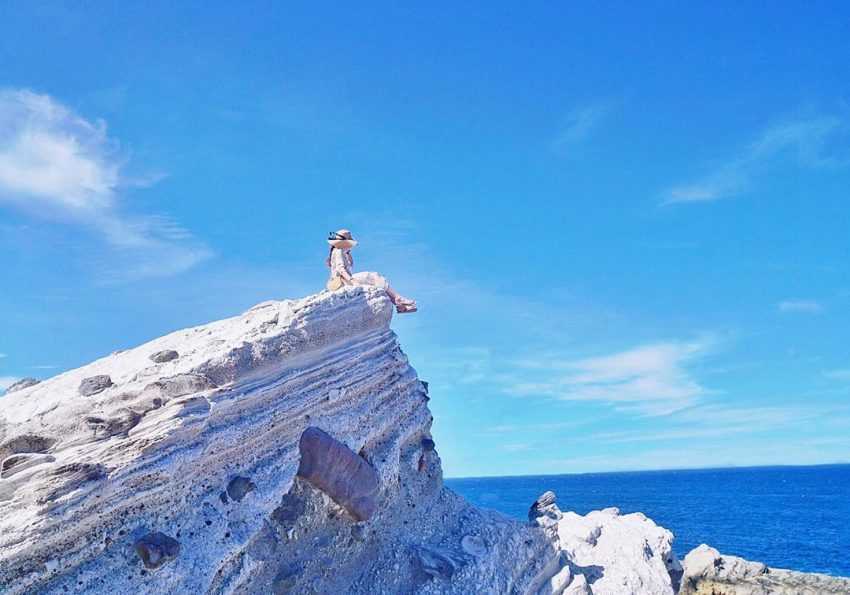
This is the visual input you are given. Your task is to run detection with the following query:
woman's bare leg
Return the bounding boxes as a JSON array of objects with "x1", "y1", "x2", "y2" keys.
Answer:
[{"x1": 385, "y1": 285, "x2": 417, "y2": 311}]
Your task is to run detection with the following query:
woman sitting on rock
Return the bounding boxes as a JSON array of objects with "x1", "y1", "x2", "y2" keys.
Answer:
[{"x1": 326, "y1": 229, "x2": 418, "y2": 313}]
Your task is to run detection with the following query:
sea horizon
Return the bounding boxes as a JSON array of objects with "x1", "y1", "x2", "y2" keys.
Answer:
[
  {"x1": 447, "y1": 463, "x2": 850, "y2": 578},
  {"x1": 444, "y1": 461, "x2": 850, "y2": 481}
]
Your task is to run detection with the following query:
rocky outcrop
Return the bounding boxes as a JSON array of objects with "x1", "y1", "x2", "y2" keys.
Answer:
[
  {"x1": 5, "y1": 377, "x2": 40, "y2": 393},
  {"x1": 0, "y1": 287, "x2": 557, "y2": 594},
  {"x1": 9, "y1": 285, "x2": 831, "y2": 594},
  {"x1": 529, "y1": 493, "x2": 681, "y2": 595},
  {"x1": 679, "y1": 544, "x2": 850, "y2": 595}
]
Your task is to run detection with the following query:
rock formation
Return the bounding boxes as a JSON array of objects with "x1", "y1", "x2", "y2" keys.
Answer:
[
  {"x1": 679, "y1": 544, "x2": 850, "y2": 595},
  {"x1": 0, "y1": 286, "x2": 843, "y2": 594}
]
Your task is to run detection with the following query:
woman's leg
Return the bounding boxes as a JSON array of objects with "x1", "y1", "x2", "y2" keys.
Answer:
[{"x1": 351, "y1": 272, "x2": 416, "y2": 310}]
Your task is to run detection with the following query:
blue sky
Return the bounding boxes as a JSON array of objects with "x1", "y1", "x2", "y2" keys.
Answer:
[{"x1": 1, "y1": 3, "x2": 849, "y2": 477}]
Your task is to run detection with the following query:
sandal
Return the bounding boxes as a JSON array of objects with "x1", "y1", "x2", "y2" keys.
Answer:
[{"x1": 396, "y1": 300, "x2": 418, "y2": 314}]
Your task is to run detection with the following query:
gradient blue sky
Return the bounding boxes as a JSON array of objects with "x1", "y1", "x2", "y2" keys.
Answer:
[{"x1": 1, "y1": 3, "x2": 849, "y2": 477}]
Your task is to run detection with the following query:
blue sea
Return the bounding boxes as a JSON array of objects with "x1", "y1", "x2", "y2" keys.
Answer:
[{"x1": 446, "y1": 464, "x2": 850, "y2": 578}]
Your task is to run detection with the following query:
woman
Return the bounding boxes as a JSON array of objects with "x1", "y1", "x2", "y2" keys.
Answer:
[{"x1": 326, "y1": 229, "x2": 418, "y2": 313}]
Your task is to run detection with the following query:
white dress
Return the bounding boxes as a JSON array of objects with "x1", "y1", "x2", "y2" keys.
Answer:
[{"x1": 329, "y1": 248, "x2": 388, "y2": 289}]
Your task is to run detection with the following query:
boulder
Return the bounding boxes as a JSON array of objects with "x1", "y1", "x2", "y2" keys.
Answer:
[
  {"x1": 296, "y1": 427, "x2": 380, "y2": 521},
  {"x1": 679, "y1": 544, "x2": 850, "y2": 594},
  {"x1": 149, "y1": 350, "x2": 179, "y2": 364},
  {"x1": 79, "y1": 375, "x2": 113, "y2": 397}
]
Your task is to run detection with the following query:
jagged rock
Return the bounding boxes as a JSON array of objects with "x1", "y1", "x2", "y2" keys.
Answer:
[
  {"x1": 79, "y1": 375, "x2": 113, "y2": 396},
  {"x1": 679, "y1": 544, "x2": 850, "y2": 594},
  {"x1": 296, "y1": 426, "x2": 380, "y2": 521},
  {"x1": 5, "y1": 378, "x2": 40, "y2": 393},
  {"x1": 134, "y1": 532, "x2": 180, "y2": 570},
  {"x1": 533, "y1": 499, "x2": 680, "y2": 595},
  {"x1": 149, "y1": 350, "x2": 179, "y2": 364},
  {"x1": 528, "y1": 490, "x2": 561, "y2": 523},
  {"x1": 421, "y1": 437, "x2": 436, "y2": 451},
  {"x1": 271, "y1": 489, "x2": 306, "y2": 527},
  {"x1": 226, "y1": 476, "x2": 256, "y2": 502}
]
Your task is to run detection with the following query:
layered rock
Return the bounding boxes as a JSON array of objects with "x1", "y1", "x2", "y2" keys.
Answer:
[
  {"x1": 679, "y1": 544, "x2": 850, "y2": 595},
  {"x1": 0, "y1": 287, "x2": 557, "y2": 594},
  {"x1": 16, "y1": 286, "x2": 827, "y2": 594}
]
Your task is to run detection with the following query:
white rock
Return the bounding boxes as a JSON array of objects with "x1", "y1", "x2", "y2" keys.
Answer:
[{"x1": 680, "y1": 544, "x2": 850, "y2": 594}]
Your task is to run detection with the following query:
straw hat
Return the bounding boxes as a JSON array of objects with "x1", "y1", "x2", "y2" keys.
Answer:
[{"x1": 327, "y1": 229, "x2": 358, "y2": 249}]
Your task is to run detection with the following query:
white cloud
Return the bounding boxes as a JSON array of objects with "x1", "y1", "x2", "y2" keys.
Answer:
[
  {"x1": 553, "y1": 105, "x2": 609, "y2": 152},
  {"x1": 778, "y1": 299, "x2": 823, "y2": 314},
  {"x1": 0, "y1": 89, "x2": 211, "y2": 279},
  {"x1": 508, "y1": 338, "x2": 715, "y2": 415},
  {"x1": 664, "y1": 115, "x2": 850, "y2": 204}
]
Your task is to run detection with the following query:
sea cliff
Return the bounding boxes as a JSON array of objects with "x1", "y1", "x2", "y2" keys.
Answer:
[{"x1": 1, "y1": 287, "x2": 846, "y2": 594}]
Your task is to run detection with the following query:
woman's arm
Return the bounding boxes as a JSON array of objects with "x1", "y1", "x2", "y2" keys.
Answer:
[{"x1": 330, "y1": 250, "x2": 353, "y2": 282}]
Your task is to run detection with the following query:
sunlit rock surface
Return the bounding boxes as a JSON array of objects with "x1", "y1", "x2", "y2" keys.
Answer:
[
  {"x1": 0, "y1": 287, "x2": 553, "y2": 593},
  {"x1": 529, "y1": 494, "x2": 680, "y2": 595},
  {"x1": 679, "y1": 544, "x2": 850, "y2": 595},
  {"x1": 6, "y1": 285, "x2": 829, "y2": 594}
]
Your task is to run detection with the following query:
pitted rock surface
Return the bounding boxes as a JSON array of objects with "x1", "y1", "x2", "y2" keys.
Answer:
[
  {"x1": 135, "y1": 532, "x2": 181, "y2": 570},
  {"x1": 0, "y1": 287, "x2": 805, "y2": 595}
]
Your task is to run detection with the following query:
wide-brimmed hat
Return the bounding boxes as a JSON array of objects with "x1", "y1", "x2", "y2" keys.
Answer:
[{"x1": 327, "y1": 229, "x2": 358, "y2": 249}]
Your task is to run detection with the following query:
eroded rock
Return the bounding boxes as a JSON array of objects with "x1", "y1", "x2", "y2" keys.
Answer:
[
  {"x1": 226, "y1": 476, "x2": 256, "y2": 502},
  {"x1": 413, "y1": 546, "x2": 465, "y2": 580},
  {"x1": 528, "y1": 490, "x2": 561, "y2": 523},
  {"x1": 296, "y1": 427, "x2": 380, "y2": 521},
  {"x1": 0, "y1": 434, "x2": 56, "y2": 460},
  {"x1": 141, "y1": 373, "x2": 216, "y2": 403},
  {"x1": 679, "y1": 544, "x2": 850, "y2": 594},
  {"x1": 79, "y1": 375, "x2": 113, "y2": 397},
  {"x1": 134, "y1": 532, "x2": 180, "y2": 570},
  {"x1": 85, "y1": 409, "x2": 142, "y2": 439},
  {"x1": 149, "y1": 350, "x2": 179, "y2": 364},
  {"x1": 1, "y1": 453, "x2": 56, "y2": 479},
  {"x1": 5, "y1": 378, "x2": 40, "y2": 394}
]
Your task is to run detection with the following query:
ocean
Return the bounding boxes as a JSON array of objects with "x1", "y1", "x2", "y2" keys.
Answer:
[{"x1": 446, "y1": 464, "x2": 850, "y2": 578}]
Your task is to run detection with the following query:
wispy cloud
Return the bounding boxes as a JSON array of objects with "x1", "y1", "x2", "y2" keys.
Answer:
[
  {"x1": 824, "y1": 368, "x2": 850, "y2": 382},
  {"x1": 778, "y1": 299, "x2": 823, "y2": 314},
  {"x1": 553, "y1": 104, "x2": 609, "y2": 153},
  {"x1": 0, "y1": 89, "x2": 211, "y2": 280},
  {"x1": 664, "y1": 114, "x2": 850, "y2": 204},
  {"x1": 508, "y1": 338, "x2": 716, "y2": 416}
]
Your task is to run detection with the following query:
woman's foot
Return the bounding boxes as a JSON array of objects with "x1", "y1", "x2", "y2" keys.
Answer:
[{"x1": 395, "y1": 298, "x2": 418, "y2": 314}]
